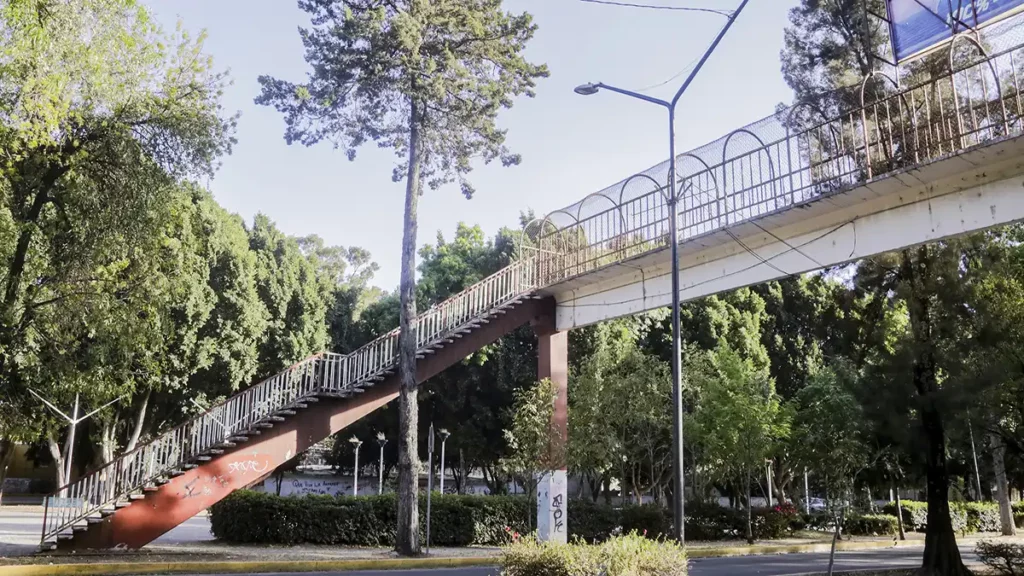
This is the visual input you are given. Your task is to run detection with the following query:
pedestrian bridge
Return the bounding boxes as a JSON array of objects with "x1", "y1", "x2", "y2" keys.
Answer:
[
  {"x1": 524, "y1": 37, "x2": 1024, "y2": 329},
  {"x1": 41, "y1": 38, "x2": 1024, "y2": 550}
]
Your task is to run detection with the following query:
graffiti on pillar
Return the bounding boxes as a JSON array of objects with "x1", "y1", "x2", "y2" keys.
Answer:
[
  {"x1": 227, "y1": 453, "x2": 271, "y2": 475},
  {"x1": 552, "y1": 493, "x2": 564, "y2": 533}
]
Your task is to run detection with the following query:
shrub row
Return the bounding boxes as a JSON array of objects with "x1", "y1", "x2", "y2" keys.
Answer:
[
  {"x1": 209, "y1": 491, "x2": 531, "y2": 546},
  {"x1": 844, "y1": 514, "x2": 899, "y2": 536},
  {"x1": 882, "y1": 501, "x2": 1010, "y2": 534},
  {"x1": 210, "y1": 491, "x2": 801, "y2": 546},
  {"x1": 501, "y1": 532, "x2": 687, "y2": 576}
]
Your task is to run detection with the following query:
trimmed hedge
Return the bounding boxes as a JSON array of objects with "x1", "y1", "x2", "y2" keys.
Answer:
[
  {"x1": 210, "y1": 491, "x2": 530, "y2": 546},
  {"x1": 210, "y1": 491, "x2": 803, "y2": 546},
  {"x1": 845, "y1": 514, "x2": 899, "y2": 536},
  {"x1": 881, "y1": 500, "x2": 1009, "y2": 534}
]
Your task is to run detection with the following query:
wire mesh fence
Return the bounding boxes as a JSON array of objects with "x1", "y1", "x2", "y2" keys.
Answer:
[{"x1": 522, "y1": 34, "x2": 1024, "y2": 286}]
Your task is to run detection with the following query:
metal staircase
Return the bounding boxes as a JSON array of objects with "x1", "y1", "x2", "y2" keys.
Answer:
[{"x1": 40, "y1": 259, "x2": 538, "y2": 549}]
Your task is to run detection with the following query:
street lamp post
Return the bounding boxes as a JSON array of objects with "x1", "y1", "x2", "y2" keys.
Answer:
[
  {"x1": 377, "y1": 432, "x2": 387, "y2": 495},
  {"x1": 573, "y1": 0, "x2": 750, "y2": 542},
  {"x1": 349, "y1": 436, "x2": 363, "y2": 496},
  {"x1": 438, "y1": 428, "x2": 450, "y2": 495}
]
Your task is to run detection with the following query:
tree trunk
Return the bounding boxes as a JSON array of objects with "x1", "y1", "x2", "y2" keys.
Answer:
[
  {"x1": 0, "y1": 438, "x2": 14, "y2": 505},
  {"x1": 395, "y1": 102, "x2": 423, "y2": 557},
  {"x1": 46, "y1": 434, "x2": 67, "y2": 490},
  {"x1": 903, "y1": 248, "x2": 970, "y2": 576},
  {"x1": 125, "y1": 389, "x2": 151, "y2": 453},
  {"x1": 990, "y1": 434, "x2": 1016, "y2": 536},
  {"x1": 746, "y1": 471, "x2": 754, "y2": 544},
  {"x1": 827, "y1": 513, "x2": 841, "y2": 576},
  {"x1": 99, "y1": 418, "x2": 118, "y2": 465},
  {"x1": 895, "y1": 486, "x2": 906, "y2": 541},
  {"x1": 456, "y1": 448, "x2": 466, "y2": 495}
]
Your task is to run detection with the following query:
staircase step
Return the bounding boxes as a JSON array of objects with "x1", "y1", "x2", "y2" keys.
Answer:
[
  {"x1": 100, "y1": 509, "x2": 116, "y2": 517},
  {"x1": 168, "y1": 469, "x2": 185, "y2": 478},
  {"x1": 57, "y1": 534, "x2": 74, "y2": 542},
  {"x1": 274, "y1": 410, "x2": 296, "y2": 416},
  {"x1": 207, "y1": 449, "x2": 225, "y2": 455},
  {"x1": 255, "y1": 423, "x2": 274, "y2": 429},
  {"x1": 114, "y1": 501, "x2": 131, "y2": 509},
  {"x1": 183, "y1": 464, "x2": 198, "y2": 470},
  {"x1": 72, "y1": 525, "x2": 88, "y2": 533},
  {"x1": 143, "y1": 486, "x2": 160, "y2": 493},
  {"x1": 196, "y1": 456, "x2": 212, "y2": 462},
  {"x1": 87, "y1": 517, "x2": 104, "y2": 525},
  {"x1": 128, "y1": 494, "x2": 146, "y2": 501},
  {"x1": 292, "y1": 403, "x2": 307, "y2": 409},
  {"x1": 156, "y1": 478, "x2": 171, "y2": 485},
  {"x1": 304, "y1": 397, "x2": 319, "y2": 403},
  {"x1": 218, "y1": 442, "x2": 237, "y2": 448},
  {"x1": 268, "y1": 416, "x2": 286, "y2": 422}
]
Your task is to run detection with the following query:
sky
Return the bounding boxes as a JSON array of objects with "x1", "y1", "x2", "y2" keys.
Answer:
[{"x1": 141, "y1": 0, "x2": 800, "y2": 290}]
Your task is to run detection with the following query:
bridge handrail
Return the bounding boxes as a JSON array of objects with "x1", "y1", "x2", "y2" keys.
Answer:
[
  {"x1": 528, "y1": 40, "x2": 1024, "y2": 286},
  {"x1": 40, "y1": 259, "x2": 537, "y2": 544}
]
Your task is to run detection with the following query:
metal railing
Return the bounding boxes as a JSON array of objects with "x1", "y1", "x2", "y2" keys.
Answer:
[
  {"x1": 40, "y1": 260, "x2": 537, "y2": 544},
  {"x1": 522, "y1": 39, "x2": 1024, "y2": 285}
]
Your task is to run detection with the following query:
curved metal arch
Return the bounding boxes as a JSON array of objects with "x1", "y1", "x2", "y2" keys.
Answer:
[
  {"x1": 785, "y1": 101, "x2": 841, "y2": 149},
  {"x1": 859, "y1": 70, "x2": 919, "y2": 179},
  {"x1": 617, "y1": 173, "x2": 667, "y2": 205},
  {"x1": 784, "y1": 100, "x2": 844, "y2": 202},
  {"x1": 947, "y1": 32, "x2": 1009, "y2": 139},
  {"x1": 517, "y1": 217, "x2": 560, "y2": 260},
  {"x1": 674, "y1": 152, "x2": 720, "y2": 219},
  {"x1": 720, "y1": 128, "x2": 778, "y2": 221},
  {"x1": 574, "y1": 191, "x2": 628, "y2": 236}
]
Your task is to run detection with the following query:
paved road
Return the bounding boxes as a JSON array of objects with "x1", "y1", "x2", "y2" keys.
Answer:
[
  {"x1": 0, "y1": 507, "x2": 213, "y2": 556},
  {"x1": 181, "y1": 544, "x2": 979, "y2": 576}
]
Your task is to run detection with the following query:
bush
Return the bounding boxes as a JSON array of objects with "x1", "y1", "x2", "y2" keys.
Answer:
[
  {"x1": 883, "y1": 500, "x2": 928, "y2": 532},
  {"x1": 620, "y1": 504, "x2": 671, "y2": 540},
  {"x1": 210, "y1": 491, "x2": 531, "y2": 546},
  {"x1": 803, "y1": 512, "x2": 835, "y2": 532},
  {"x1": 500, "y1": 532, "x2": 687, "y2": 576},
  {"x1": 976, "y1": 541, "x2": 1024, "y2": 576},
  {"x1": 963, "y1": 502, "x2": 1002, "y2": 533},
  {"x1": 684, "y1": 501, "x2": 743, "y2": 541},
  {"x1": 1015, "y1": 513, "x2": 1023, "y2": 529},
  {"x1": 750, "y1": 506, "x2": 793, "y2": 540},
  {"x1": 845, "y1": 514, "x2": 899, "y2": 536},
  {"x1": 567, "y1": 499, "x2": 619, "y2": 543}
]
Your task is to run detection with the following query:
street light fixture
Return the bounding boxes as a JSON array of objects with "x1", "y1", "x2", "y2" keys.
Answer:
[
  {"x1": 349, "y1": 435, "x2": 363, "y2": 496},
  {"x1": 376, "y1": 432, "x2": 387, "y2": 495},
  {"x1": 438, "y1": 428, "x2": 451, "y2": 494},
  {"x1": 573, "y1": 0, "x2": 750, "y2": 543}
]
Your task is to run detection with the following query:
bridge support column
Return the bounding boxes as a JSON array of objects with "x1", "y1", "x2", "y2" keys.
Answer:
[{"x1": 535, "y1": 314, "x2": 568, "y2": 544}]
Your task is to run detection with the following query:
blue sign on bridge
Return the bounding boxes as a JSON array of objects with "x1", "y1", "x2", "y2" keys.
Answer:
[{"x1": 888, "y1": 0, "x2": 1024, "y2": 61}]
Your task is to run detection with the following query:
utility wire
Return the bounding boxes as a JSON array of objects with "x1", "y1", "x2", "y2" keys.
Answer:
[{"x1": 578, "y1": 0, "x2": 733, "y2": 17}]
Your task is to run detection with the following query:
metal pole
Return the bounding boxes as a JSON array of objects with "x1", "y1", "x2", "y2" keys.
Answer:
[
  {"x1": 967, "y1": 413, "x2": 983, "y2": 499},
  {"x1": 766, "y1": 462, "x2": 773, "y2": 507},
  {"x1": 804, "y1": 469, "x2": 810, "y2": 515},
  {"x1": 379, "y1": 446, "x2": 385, "y2": 495},
  {"x1": 353, "y1": 444, "x2": 360, "y2": 496},
  {"x1": 426, "y1": 423, "x2": 434, "y2": 555},
  {"x1": 439, "y1": 438, "x2": 447, "y2": 495},
  {"x1": 668, "y1": 105, "x2": 685, "y2": 543},
  {"x1": 64, "y1": 394, "x2": 79, "y2": 485}
]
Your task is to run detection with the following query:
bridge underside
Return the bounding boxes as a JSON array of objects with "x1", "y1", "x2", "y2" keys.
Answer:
[{"x1": 549, "y1": 135, "x2": 1024, "y2": 329}]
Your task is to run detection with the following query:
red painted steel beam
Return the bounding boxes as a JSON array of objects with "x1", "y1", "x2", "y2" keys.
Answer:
[{"x1": 66, "y1": 296, "x2": 552, "y2": 550}]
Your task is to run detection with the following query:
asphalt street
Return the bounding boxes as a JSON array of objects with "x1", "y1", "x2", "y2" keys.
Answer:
[{"x1": 178, "y1": 544, "x2": 980, "y2": 576}]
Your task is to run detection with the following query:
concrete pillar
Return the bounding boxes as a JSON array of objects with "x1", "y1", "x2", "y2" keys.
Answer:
[{"x1": 535, "y1": 315, "x2": 568, "y2": 543}]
